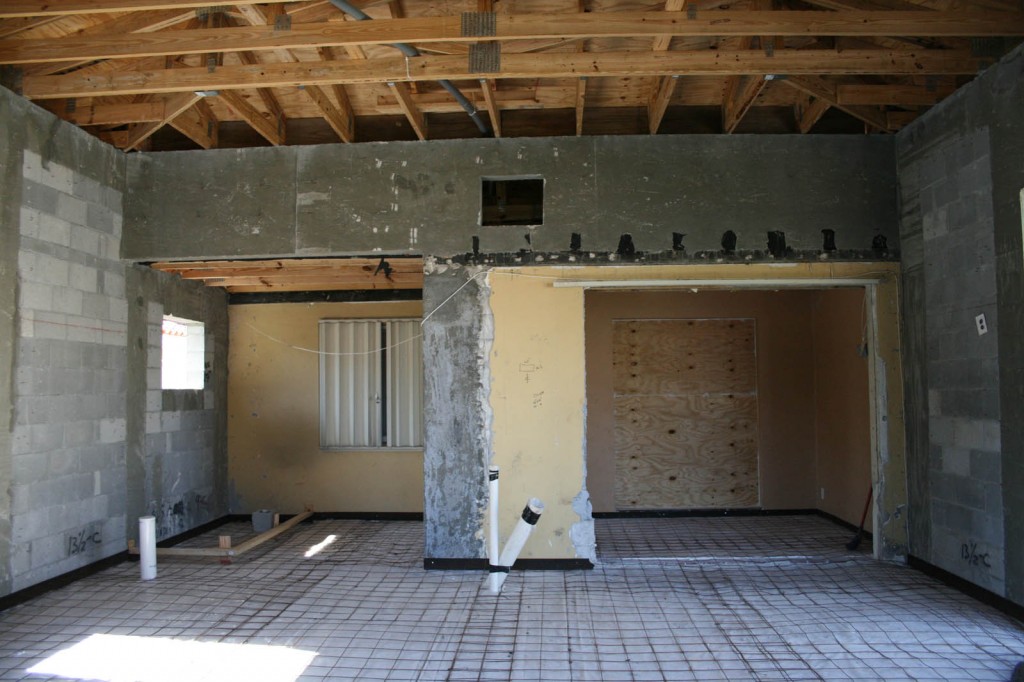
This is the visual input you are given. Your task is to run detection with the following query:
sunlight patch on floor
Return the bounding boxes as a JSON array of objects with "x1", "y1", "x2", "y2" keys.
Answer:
[{"x1": 27, "y1": 633, "x2": 317, "y2": 682}]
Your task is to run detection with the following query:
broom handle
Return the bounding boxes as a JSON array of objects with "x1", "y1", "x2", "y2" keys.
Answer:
[{"x1": 857, "y1": 487, "x2": 873, "y2": 532}]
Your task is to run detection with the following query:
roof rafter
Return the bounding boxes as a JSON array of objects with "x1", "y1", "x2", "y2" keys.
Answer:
[
  {"x1": 782, "y1": 75, "x2": 890, "y2": 131},
  {"x1": 0, "y1": 0, "x2": 312, "y2": 19},
  {"x1": 389, "y1": 81, "x2": 426, "y2": 139},
  {"x1": 123, "y1": 90, "x2": 200, "y2": 149},
  {"x1": 2, "y1": 10, "x2": 1022, "y2": 64},
  {"x1": 20, "y1": 49, "x2": 986, "y2": 100},
  {"x1": 168, "y1": 96, "x2": 218, "y2": 148}
]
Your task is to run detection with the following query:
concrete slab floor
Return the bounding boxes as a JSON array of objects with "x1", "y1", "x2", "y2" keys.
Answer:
[{"x1": 0, "y1": 516, "x2": 1021, "y2": 681}]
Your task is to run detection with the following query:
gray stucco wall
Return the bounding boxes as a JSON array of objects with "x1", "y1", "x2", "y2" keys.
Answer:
[
  {"x1": 422, "y1": 266, "x2": 491, "y2": 559},
  {"x1": 123, "y1": 135, "x2": 898, "y2": 261},
  {"x1": 125, "y1": 266, "x2": 229, "y2": 543},
  {"x1": 897, "y1": 44, "x2": 1024, "y2": 606}
]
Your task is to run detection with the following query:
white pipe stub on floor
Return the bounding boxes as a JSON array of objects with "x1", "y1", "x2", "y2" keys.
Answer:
[
  {"x1": 488, "y1": 497, "x2": 545, "y2": 595},
  {"x1": 487, "y1": 466, "x2": 501, "y2": 594},
  {"x1": 139, "y1": 516, "x2": 157, "y2": 581}
]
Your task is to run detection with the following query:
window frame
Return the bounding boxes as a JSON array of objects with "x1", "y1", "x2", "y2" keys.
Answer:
[
  {"x1": 318, "y1": 318, "x2": 423, "y2": 452},
  {"x1": 161, "y1": 315, "x2": 206, "y2": 391}
]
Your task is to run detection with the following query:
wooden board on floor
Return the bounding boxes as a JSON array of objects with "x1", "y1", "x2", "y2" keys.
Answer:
[{"x1": 612, "y1": 319, "x2": 759, "y2": 510}]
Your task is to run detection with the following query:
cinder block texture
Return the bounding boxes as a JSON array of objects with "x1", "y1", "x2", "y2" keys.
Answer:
[
  {"x1": 124, "y1": 265, "x2": 229, "y2": 543},
  {"x1": 2, "y1": 86, "x2": 128, "y2": 596},
  {"x1": 897, "y1": 44, "x2": 1024, "y2": 605}
]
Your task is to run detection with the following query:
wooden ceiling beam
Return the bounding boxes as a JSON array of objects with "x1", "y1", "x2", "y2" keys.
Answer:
[
  {"x1": 152, "y1": 257, "x2": 423, "y2": 274},
  {"x1": 152, "y1": 257, "x2": 425, "y2": 292},
  {"x1": 225, "y1": 281, "x2": 416, "y2": 293},
  {"x1": 794, "y1": 92, "x2": 830, "y2": 133},
  {"x1": 651, "y1": 0, "x2": 687, "y2": 52},
  {"x1": 723, "y1": 74, "x2": 767, "y2": 133},
  {"x1": 48, "y1": 99, "x2": 167, "y2": 125},
  {"x1": 123, "y1": 90, "x2": 201, "y2": 149},
  {"x1": 21, "y1": 49, "x2": 985, "y2": 100},
  {"x1": 303, "y1": 83, "x2": 356, "y2": 142},
  {"x1": 648, "y1": 74, "x2": 678, "y2": 134},
  {"x1": 0, "y1": 16, "x2": 63, "y2": 38},
  {"x1": 575, "y1": 76, "x2": 587, "y2": 136},
  {"x1": 783, "y1": 75, "x2": 890, "y2": 131},
  {"x1": 0, "y1": 0, "x2": 311, "y2": 18},
  {"x1": 217, "y1": 89, "x2": 283, "y2": 144},
  {"x1": 168, "y1": 96, "x2": 218, "y2": 148},
  {"x1": 837, "y1": 82, "x2": 953, "y2": 105},
  {"x1": 188, "y1": 274, "x2": 421, "y2": 287},
  {"x1": 375, "y1": 86, "x2": 541, "y2": 114},
  {"x1": 19, "y1": 9, "x2": 194, "y2": 77},
  {"x1": 317, "y1": 45, "x2": 357, "y2": 141},
  {"x1": 479, "y1": 78, "x2": 502, "y2": 138},
  {"x1": 3, "y1": 11, "x2": 1023, "y2": 63},
  {"x1": 390, "y1": 81, "x2": 427, "y2": 139}
]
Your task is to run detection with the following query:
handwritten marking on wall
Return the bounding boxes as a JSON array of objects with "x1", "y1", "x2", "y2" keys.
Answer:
[
  {"x1": 68, "y1": 528, "x2": 102, "y2": 557},
  {"x1": 961, "y1": 541, "x2": 991, "y2": 568},
  {"x1": 519, "y1": 361, "x2": 542, "y2": 384}
]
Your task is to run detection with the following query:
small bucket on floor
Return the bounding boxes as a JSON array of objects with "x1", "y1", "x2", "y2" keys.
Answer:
[{"x1": 252, "y1": 509, "x2": 275, "y2": 533}]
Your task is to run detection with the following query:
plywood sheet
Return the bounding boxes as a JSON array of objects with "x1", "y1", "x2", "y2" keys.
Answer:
[
  {"x1": 612, "y1": 319, "x2": 758, "y2": 509},
  {"x1": 613, "y1": 319, "x2": 756, "y2": 396}
]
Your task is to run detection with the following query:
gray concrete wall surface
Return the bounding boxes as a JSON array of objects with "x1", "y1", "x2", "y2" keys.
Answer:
[
  {"x1": 0, "y1": 87, "x2": 232, "y2": 598},
  {"x1": 125, "y1": 265, "x2": 229, "y2": 543},
  {"x1": 124, "y1": 135, "x2": 898, "y2": 261},
  {"x1": 422, "y1": 266, "x2": 491, "y2": 559},
  {"x1": 1, "y1": 86, "x2": 129, "y2": 593},
  {"x1": 897, "y1": 44, "x2": 1024, "y2": 606},
  {"x1": 0, "y1": 88, "x2": 25, "y2": 596}
]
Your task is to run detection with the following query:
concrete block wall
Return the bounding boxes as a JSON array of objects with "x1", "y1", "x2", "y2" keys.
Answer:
[
  {"x1": 899, "y1": 129, "x2": 1004, "y2": 595},
  {"x1": 125, "y1": 266, "x2": 229, "y2": 543},
  {"x1": 897, "y1": 44, "x2": 1024, "y2": 605},
  {"x1": 2, "y1": 92, "x2": 128, "y2": 593},
  {"x1": 1, "y1": 86, "x2": 232, "y2": 598}
]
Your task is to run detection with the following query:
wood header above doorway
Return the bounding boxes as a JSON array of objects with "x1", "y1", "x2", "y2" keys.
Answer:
[{"x1": 152, "y1": 257, "x2": 423, "y2": 293}]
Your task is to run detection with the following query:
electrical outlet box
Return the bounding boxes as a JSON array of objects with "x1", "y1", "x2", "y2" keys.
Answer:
[{"x1": 975, "y1": 313, "x2": 988, "y2": 336}]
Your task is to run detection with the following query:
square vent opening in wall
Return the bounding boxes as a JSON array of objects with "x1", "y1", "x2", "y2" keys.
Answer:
[{"x1": 481, "y1": 177, "x2": 544, "y2": 226}]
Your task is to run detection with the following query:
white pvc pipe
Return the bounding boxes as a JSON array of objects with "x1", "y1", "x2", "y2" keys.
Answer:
[
  {"x1": 489, "y1": 498, "x2": 544, "y2": 595},
  {"x1": 487, "y1": 467, "x2": 501, "y2": 593},
  {"x1": 139, "y1": 516, "x2": 157, "y2": 581}
]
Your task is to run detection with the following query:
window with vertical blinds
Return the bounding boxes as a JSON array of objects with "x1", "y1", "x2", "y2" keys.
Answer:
[{"x1": 319, "y1": 319, "x2": 423, "y2": 449}]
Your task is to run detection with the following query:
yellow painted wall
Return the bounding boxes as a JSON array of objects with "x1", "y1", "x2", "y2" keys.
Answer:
[
  {"x1": 488, "y1": 271, "x2": 587, "y2": 560},
  {"x1": 812, "y1": 289, "x2": 874, "y2": 531},
  {"x1": 228, "y1": 301, "x2": 424, "y2": 514}
]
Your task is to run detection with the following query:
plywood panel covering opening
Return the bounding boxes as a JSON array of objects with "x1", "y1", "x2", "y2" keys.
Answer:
[{"x1": 612, "y1": 318, "x2": 759, "y2": 510}]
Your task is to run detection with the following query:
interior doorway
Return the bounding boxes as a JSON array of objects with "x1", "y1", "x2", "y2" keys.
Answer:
[{"x1": 585, "y1": 287, "x2": 874, "y2": 558}]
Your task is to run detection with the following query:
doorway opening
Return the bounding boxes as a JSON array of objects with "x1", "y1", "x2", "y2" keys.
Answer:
[{"x1": 585, "y1": 287, "x2": 874, "y2": 560}]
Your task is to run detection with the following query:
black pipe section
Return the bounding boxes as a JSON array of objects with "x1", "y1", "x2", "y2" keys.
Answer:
[
  {"x1": 721, "y1": 230, "x2": 737, "y2": 254},
  {"x1": 327, "y1": 0, "x2": 491, "y2": 136},
  {"x1": 672, "y1": 232, "x2": 686, "y2": 252},
  {"x1": 616, "y1": 234, "x2": 636, "y2": 257},
  {"x1": 821, "y1": 228, "x2": 837, "y2": 252},
  {"x1": 767, "y1": 231, "x2": 788, "y2": 258}
]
